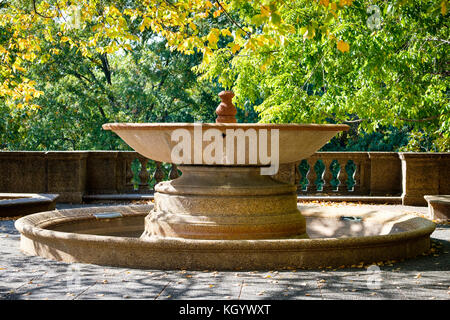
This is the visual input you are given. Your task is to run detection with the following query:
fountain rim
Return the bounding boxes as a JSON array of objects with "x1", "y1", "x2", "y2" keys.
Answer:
[
  {"x1": 102, "y1": 122, "x2": 349, "y2": 132},
  {"x1": 15, "y1": 204, "x2": 435, "y2": 249},
  {"x1": 14, "y1": 204, "x2": 435, "y2": 269}
]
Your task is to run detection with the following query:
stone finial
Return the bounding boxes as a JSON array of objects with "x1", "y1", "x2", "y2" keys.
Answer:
[{"x1": 216, "y1": 91, "x2": 237, "y2": 123}]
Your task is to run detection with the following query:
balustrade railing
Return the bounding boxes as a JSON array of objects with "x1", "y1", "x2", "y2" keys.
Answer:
[
  {"x1": 121, "y1": 153, "x2": 180, "y2": 193},
  {"x1": 296, "y1": 152, "x2": 370, "y2": 195},
  {"x1": 119, "y1": 151, "x2": 372, "y2": 195},
  {"x1": 0, "y1": 151, "x2": 448, "y2": 205}
]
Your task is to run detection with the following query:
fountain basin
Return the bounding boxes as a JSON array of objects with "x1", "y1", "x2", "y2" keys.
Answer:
[
  {"x1": 15, "y1": 204, "x2": 435, "y2": 270},
  {"x1": 102, "y1": 123, "x2": 348, "y2": 165},
  {"x1": 0, "y1": 193, "x2": 59, "y2": 217}
]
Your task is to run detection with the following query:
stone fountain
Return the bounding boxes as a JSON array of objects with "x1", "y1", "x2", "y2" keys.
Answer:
[{"x1": 15, "y1": 92, "x2": 435, "y2": 270}]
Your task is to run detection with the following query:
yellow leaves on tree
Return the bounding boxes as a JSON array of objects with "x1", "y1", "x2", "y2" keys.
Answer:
[
  {"x1": 337, "y1": 40, "x2": 350, "y2": 53},
  {"x1": 441, "y1": 0, "x2": 448, "y2": 15},
  {"x1": 230, "y1": 43, "x2": 241, "y2": 54},
  {"x1": 0, "y1": 0, "x2": 446, "y2": 111},
  {"x1": 207, "y1": 28, "x2": 221, "y2": 48},
  {"x1": 339, "y1": 0, "x2": 354, "y2": 6}
]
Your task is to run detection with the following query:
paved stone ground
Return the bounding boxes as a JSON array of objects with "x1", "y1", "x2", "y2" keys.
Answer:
[{"x1": 0, "y1": 203, "x2": 449, "y2": 300}]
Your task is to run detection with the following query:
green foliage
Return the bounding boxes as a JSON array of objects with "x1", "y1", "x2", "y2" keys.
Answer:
[
  {"x1": 200, "y1": 0, "x2": 449, "y2": 151},
  {"x1": 0, "y1": 0, "x2": 448, "y2": 152}
]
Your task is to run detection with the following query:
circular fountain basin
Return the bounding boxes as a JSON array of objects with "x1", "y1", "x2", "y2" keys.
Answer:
[
  {"x1": 0, "y1": 193, "x2": 59, "y2": 217},
  {"x1": 15, "y1": 204, "x2": 435, "y2": 270}
]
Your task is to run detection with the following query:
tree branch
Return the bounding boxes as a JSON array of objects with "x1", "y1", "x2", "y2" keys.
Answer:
[
  {"x1": 342, "y1": 114, "x2": 446, "y2": 124},
  {"x1": 342, "y1": 118, "x2": 365, "y2": 124},
  {"x1": 215, "y1": 0, "x2": 251, "y2": 37},
  {"x1": 99, "y1": 53, "x2": 112, "y2": 85},
  {"x1": 32, "y1": 0, "x2": 55, "y2": 19},
  {"x1": 398, "y1": 115, "x2": 442, "y2": 122},
  {"x1": 422, "y1": 38, "x2": 450, "y2": 45}
]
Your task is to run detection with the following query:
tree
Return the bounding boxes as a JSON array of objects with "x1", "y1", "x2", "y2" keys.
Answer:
[
  {"x1": 0, "y1": 0, "x2": 448, "y2": 151},
  {"x1": 0, "y1": 33, "x2": 223, "y2": 150},
  {"x1": 199, "y1": 0, "x2": 449, "y2": 151}
]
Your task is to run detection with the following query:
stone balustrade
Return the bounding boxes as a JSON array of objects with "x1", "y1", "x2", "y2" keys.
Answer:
[{"x1": 0, "y1": 151, "x2": 448, "y2": 205}]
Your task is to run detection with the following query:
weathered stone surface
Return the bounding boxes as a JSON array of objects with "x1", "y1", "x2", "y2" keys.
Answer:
[
  {"x1": 368, "y1": 152, "x2": 402, "y2": 196},
  {"x1": 0, "y1": 150, "x2": 448, "y2": 205},
  {"x1": 144, "y1": 166, "x2": 306, "y2": 240},
  {"x1": 0, "y1": 152, "x2": 47, "y2": 193},
  {"x1": 0, "y1": 193, "x2": 59, "y2": 217},
  {"x1": 86, "y1": 151, "x2": 120, "y2": 194},
  {"x1": 400, "y1": 153, "x2": 450, "y2": 206},
  {"x1": 15, "y1": 204, "x2": 435, "y2": 270},
  {"x1": 102, "y1": 122, "x2": 349, "y2": 165},
  {"x1": 424, "y1": 195, "x2": 450, "y2": 220},
  {"x1": 46, "y1": 152, "x2": 88, "y2": 203},
  {"x1": 215, "y1": 91, "x2": 237, "y2": 123}
]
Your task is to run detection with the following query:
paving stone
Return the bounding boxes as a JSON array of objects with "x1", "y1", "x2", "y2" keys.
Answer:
[{"x1": 1, "y1": 203, "x2": 449, "y2": 300}]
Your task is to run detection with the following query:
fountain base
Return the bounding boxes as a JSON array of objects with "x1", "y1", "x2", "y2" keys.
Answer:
[{"x1": 141, "y1": 166, "x2": 307, "y2": 240}]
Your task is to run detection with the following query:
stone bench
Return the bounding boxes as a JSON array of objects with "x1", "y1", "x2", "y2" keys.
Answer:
[{"x1": 424, "y1": 195, "x2": 450, "y2": 220}]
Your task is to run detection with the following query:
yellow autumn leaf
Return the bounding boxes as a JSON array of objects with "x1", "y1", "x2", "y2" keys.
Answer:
[
  {"x1": 205, "y1": 1, "x2": 214, "y2": 9},
  {"x1": 441, "y1": 0, "x2": 447, "y2": 15},
  {"x1": 340, "y1": 0, "x2": 353, "y2": 6},
  {"x1": 261, "y1": 5, "x2": 270, "y2": 17},
  {"x1": 320, "y1": 0, "x2": 329, "y2": 7},
  {"x1": 230, "y1": 43, "x2": 240, "y2": 54},
  {"x1": 12, "y1": 65, "x2": 26, "y2": 73},
  {"x1": 207, "y1": 29, "x2": 220, "y2": 45},
  {"x1": 203, "y1": 47, "x2": 213, "y2": 57},
  {"x1": 221, "y1": 29, "x2": 232, "y2": 37},
  {"x1": 337, "y1": 40, "x2": 350, "y2": 53}
]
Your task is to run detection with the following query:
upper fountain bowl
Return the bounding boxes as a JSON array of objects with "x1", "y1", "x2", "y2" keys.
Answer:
[{"x1": 102, "y1": 122, "x2": 349, "y2": 165}]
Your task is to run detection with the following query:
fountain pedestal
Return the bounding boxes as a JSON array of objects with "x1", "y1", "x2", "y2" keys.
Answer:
[{"x1": 141, "y1": 166, "x2": 307, "y2": 240}]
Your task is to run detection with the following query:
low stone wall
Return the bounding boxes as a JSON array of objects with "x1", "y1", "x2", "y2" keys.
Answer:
[
  {"x1": 0, "y1": 151, "x2": 448, "y2": 205},
  {"x1": 400, "y1": 153, "x2": 450, "y2": 206}
]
